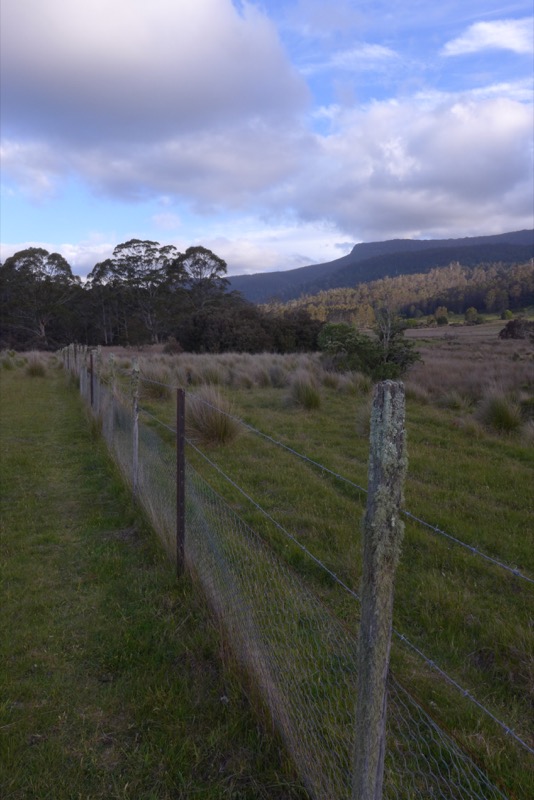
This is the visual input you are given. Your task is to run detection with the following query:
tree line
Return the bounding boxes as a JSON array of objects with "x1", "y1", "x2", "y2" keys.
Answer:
[
  {"x1": 0, "y1": 240, "x2": 322, "y2": 353},
  {"x1": 3, "y1": 241, "x2": 532, "y2": 356}
]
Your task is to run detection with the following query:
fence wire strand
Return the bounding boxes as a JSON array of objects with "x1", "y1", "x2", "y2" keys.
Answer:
[
  {"x1": 68, "y1": 352, "x2": 527, "y2": 800},
  {"x1": 185, "y1": 436, "x2": 533, "y2": 759},
  {"x1": 193, "y1": 395, "x2": 533, "y2": 585}
]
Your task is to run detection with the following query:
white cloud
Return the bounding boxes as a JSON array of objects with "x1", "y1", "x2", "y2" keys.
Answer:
[
  {"x1": 332, "y1": 44, "x2": 398, "y2": 67},
  {"x1": 1, "y1": 1, "x2": 532, "y2": 266},
  {"x1": 0, "y1": 239, "x2": 115, "y2": 279},
  {"x1": 151, "y1": 213, "x2": 183, "y2": 231},
  {"x1": 1, "y1": 0, "x2": 308, "y2": 143},
  {"x1": 442, "y1": 17, "x2": 534, "y2": 56},
  {"x1": 277, "y1": 93, "x2": 534, "y2": 240},
  {"x1": 302, "y1": 43, "x2": 399, "y2": 75},
  {"x1": 0, "y1": 220, "x2": 353, "y2": 279}
]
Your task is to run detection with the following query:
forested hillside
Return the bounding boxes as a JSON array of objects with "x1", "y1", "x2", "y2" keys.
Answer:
[
  {"x1": 228, "y1": 230, "x2": 534, "y2": 303},
  {"x1": 264, "y1": 261, "x2": 534, "y2": 326}
]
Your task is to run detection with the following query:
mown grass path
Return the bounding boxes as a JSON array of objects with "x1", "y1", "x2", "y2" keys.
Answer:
[{"x1": 0, "y1": 364, "x2": 306, "y2": 800}]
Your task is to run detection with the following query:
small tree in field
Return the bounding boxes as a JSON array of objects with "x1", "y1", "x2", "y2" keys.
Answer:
[
  {"x1": 434, "y1": 306, "x2": 449, "y2": 325},
  {"x1": 318, "y1": 312, "x2": 420, "y2": 380},
  {"x1": 464, "y1": 307, "x2": 480, "y2": 324}
]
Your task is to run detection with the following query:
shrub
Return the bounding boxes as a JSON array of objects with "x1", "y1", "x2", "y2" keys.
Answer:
[
  {"x1": 464, "y1": 307, "x2": 480, "y2": 325},
  {"x1": 186, "y1": 385, "x2": 241, "y2": 446},
  {"x1": 499, "y1": 318, "x2": 534, "y2": 341},
  {"x1": 162, "y1": 336, "x2": 183, "y2": 355},
  {"x1": 289, "y1": 370, "x2": 321, "y2": 409},
  {"x1": 318, "y1": 316, "x2": 420, "y2": 380},
  {"x1": 140, "y1": 367, "x2": 173, "y2": 401},
  {"x1": 269, "y1": 363, "x2": 289, "y2": 388},
  {"x1": 477, "y1": 392, "x2": 522, "y2": 433},
  {"x1": 25, "y1": 359, "x2": 47, "y2": 378},
  {"x1": 438, "y1": 390, "x2": 475, "y2": 411},
  {"x1": 321, "y1": 371, "x2": 340, "y2": 390},
  {"x1": 1, "y1": 352, "x2": 15, "y2": 370}
]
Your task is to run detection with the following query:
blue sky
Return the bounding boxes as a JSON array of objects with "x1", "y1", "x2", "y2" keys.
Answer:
[{"x1": 1, "y1": 0, "x2": 532, "y2": 278}]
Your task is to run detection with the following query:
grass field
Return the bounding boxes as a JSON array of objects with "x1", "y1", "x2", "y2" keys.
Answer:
[
  {"x1": 95, "y1": 323, "x2": 534, "y2": 799},
  {"x1": 0, "y1": 358, "x2": 307, "y2": 800}
]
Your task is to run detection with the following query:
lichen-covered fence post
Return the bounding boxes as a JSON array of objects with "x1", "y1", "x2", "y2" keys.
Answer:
[
  {"x1": 131, "y1": 360, "x2": 140, "y2": 498},
  {"x1": 353, "y1": 380, "x2": 407, "y2": 800}
]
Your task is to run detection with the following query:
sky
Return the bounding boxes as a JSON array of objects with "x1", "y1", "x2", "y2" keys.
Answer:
[{"x1": 1, "y1": 0, "x2": 533, "y2": 279}]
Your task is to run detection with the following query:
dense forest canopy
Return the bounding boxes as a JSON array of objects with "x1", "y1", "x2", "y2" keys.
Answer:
[
  {"x1": 1, "y1": 239, "x2": 533, "y2": 352},
  {"x1": 0, "y1": 241, "x2": 321, "y2": 352}
]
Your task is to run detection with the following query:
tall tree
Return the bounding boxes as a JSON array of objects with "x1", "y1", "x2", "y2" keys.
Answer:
[
  {"x1": 176, "y1": 246, "x2": 229, "y2": 310},
  {"x1": 87, "y1": 240, "x2": 183, "y2": 344},
  {"x1": 0, "y1": 248, "x2": 78, "y2": 348}
]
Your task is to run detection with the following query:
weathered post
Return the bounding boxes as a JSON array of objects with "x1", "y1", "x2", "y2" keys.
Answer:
[
  {"x1": 95, "y1": 346, "x2": 103, "y2": 414},
  {"x1": 131, "y1": 360, "x2": 140, "y2": 498},
  {"x1": 90, "y1": 349, "x2": 95, "y2": 407},
  {"x1": 176, "y1": 388, "x2": 186, "y2": 576},
  {"x1": 353, "y1": 380, "x2": 407, "y2": 800},
  {"x1": 108, "y1": 353, "x2": 116, "y2": 447}
]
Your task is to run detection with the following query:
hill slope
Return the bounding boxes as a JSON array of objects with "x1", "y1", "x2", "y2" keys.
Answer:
[{"x1": 228, "y1": 230, "x2": 534, "y2": 303}]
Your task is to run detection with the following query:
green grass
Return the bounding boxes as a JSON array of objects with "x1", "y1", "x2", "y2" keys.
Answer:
[
  {"x1": 129, "y1": 350, "x2": 534, "y2": 799},
  {"x1": 0, "y1": 363, "x2": 307, "y2": 800}
]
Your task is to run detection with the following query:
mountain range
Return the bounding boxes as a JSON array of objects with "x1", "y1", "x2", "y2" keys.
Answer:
[{"x1": 227, "y1": 229, "x2": 534, "y2": 304}]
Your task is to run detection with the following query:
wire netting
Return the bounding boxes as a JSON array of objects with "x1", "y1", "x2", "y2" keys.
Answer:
[
  {"x1": 185, "y1": 463, "x2": 507, "y2": 800},
  {"x1": 70, "y1": 355, "x2": 513, "y2": 800}
]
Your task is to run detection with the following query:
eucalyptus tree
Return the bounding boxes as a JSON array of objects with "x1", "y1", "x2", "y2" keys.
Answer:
[
  {"x1": 87, "y1": 239, "x2": 183, "y2": 344},
  {"x1": 0, "y1": 248, "x2": 80, "y2": 348},
  {"x1": 177, "y1": 245, "x2": 229, "y2": 310}
]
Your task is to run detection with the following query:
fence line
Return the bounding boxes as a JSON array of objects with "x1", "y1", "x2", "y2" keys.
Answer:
[
  {"x1": 62, "y1": 348, "x2": 529, "y2": 799},
  {"x1": 186, "y1": 430, "x2": 533, "y2": 758}
]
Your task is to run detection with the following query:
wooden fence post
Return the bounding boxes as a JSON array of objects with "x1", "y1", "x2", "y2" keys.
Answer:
[
  {"x1": 176, "y1": 388, "x2": 186, "y2": 575},
  {"x1": 353, "y1": 380, "x2": 407, "y2": 800},
  {"x1": 131, "y1": 360, "x2": 140, "y2": 498},
  {"x1": 90, "y1": 349, "x2": 95, "y2": 408},
  {"x1": 108, "y1": 354, "x2": 116, "y2": 444}
]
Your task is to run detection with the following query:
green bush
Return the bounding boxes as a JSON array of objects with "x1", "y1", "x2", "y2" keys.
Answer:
[
  {"x1": 318, "y1": 315, "x2": 420, "y2": 380},
  {"x1": 25, "y1": 359, "x2": 47, "y2": 378}
]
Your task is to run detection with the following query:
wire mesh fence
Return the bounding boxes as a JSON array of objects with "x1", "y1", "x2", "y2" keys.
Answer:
[{"x1": 67, "y1": 348, "x2": 517, "y2": 800}]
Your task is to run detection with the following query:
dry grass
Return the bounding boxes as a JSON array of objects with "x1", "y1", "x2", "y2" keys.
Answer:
[
  {"x1": 405, "y1": 324, "x2": 533, "y2": 401},
  {"x1": 96, "y1": 322, "x2": 534, "y2": 442},
  {"x1": 288, "y1": 369, "x2": 321, "y2": 410},
  {"x1": 404, "y1": 323, "x2": 534, "y2": 439}
]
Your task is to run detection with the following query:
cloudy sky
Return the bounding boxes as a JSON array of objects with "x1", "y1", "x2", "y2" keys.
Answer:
[{"x1": 1, "y1": 0, "x2": 533, "y2": 278}]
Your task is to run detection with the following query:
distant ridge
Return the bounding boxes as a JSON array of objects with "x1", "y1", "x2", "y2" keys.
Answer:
[{"x1": 228, "y1": 230, "x2": 534, "y2": 303}]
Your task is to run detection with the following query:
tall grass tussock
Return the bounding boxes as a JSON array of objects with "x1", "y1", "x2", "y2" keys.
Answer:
[
  {"x1": 186, "y1": 385, "x2": 241, "y2": 446},
  {"x1": 288, "y1": 369, "x2": 321, "y2": 409},
  {"x1": 477, "y1": 391, "x2": 523, "y2": 433}
]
